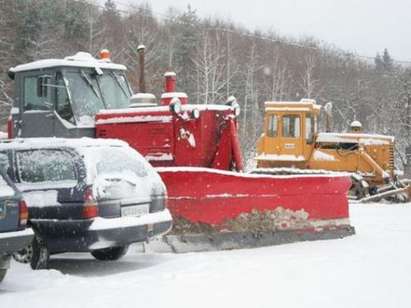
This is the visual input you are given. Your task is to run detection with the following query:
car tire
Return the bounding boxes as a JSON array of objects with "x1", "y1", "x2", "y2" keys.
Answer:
[
  {"x1": 0, "y1": 269, "x2": 7, "y2": 283},
  {"x1": 30, "y1": 236, "x2": 49, "y2": 270},
  {"x1": 91, "y1": 245, "x2": 129, "y2": 261}
]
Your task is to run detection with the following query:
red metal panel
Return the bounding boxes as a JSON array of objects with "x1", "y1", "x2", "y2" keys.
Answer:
[{"x1": 159, "y1": 168, "x2": 351, "y2": 226}]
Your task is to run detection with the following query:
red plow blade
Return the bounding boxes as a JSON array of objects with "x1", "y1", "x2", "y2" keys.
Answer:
[{"x1": 155, "y1": 167, "x2": 355, "y2": 253}]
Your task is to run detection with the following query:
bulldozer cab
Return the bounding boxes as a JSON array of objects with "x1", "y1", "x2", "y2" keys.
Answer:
[
  {"x1": 256, "y1": 99, "x2": 321, "y2": 168},
  {"x1": 7, "y1": 52, "x2": 132, "y2": 138}
]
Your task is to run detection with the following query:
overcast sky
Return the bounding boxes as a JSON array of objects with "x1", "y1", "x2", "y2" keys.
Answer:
[{"x1": 114, "y1": 0, "x2": 411, "y2": 62}]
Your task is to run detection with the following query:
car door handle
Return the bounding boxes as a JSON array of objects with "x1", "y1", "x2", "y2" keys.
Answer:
[{"x1": 45, "y1": 113, "x2": 55, "y2": 119}]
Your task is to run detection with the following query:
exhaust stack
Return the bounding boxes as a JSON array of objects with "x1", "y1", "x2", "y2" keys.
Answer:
[
  {"x1": 160, "y1": 72, "x2": 188, "y2": 106},
  {"x1": 137, "y1": 45, "x2": 146, "y2": 93}
]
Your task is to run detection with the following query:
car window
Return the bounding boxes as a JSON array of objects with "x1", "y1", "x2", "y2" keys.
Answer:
[
  {"x1": 96, "y1": 148, "x2": 148, "y2": 178},
  {"x1": 0, "y1": 152, "x2": 9, "y2": 172},
  {"x1": 17, "y1": 149, "x2": 77, "y2": 183},
  {"x1": 23, "y1": 75, "x2": 52, "y2": 111}
]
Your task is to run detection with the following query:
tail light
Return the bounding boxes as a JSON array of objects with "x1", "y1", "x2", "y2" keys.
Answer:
[
  {"x1": 150, "y1": 195, "x2": 167, "y2": 213},
  {"x1": 18, "y1": 200, "x2": 29, "y2": 226},
  {"x1": 7, "y1": 115, "x2": 13, "y2": 139},
  {"x1": 81, "y1": 187, "x2": 98, "y2": 219}
]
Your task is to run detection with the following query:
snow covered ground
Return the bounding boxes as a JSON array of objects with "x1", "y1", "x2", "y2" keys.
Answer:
[{"x1": 1, "y1": 202, "x2": 411, "y2": 308}]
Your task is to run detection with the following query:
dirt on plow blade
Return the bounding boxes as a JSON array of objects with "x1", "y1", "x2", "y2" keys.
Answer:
[
  {"x1": 149, "y1": 226, "x2": 355, "y2": 253},
  {"x1": 153, "y1": 167, "x2": 355, "y2": 253}
]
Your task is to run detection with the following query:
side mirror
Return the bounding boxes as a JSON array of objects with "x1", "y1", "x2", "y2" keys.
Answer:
[{"x1": 7, "y1": 69, "x2": 15, "y2": 80}]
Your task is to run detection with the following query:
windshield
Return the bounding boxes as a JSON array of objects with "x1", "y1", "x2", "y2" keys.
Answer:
[{"x1": 63, "y1": 69, "x2": 132, "y2": 124}]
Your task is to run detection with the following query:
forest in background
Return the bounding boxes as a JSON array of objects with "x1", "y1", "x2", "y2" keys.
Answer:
[{"x1": 0, "y1": 0, "x2": 410, "y2": 168}]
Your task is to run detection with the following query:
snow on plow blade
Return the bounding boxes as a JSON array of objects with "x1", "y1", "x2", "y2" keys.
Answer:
[{"x1": 154, "y1": 167, "x2": 355, "y2": 253}]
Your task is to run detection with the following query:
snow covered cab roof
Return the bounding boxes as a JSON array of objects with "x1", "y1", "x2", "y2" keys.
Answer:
[
  {"x1": 0, "y1": 137, "x2": 129, "y2": 151},
  {"x1": 9, "y1": 52, "x2": 127, "y2": 73},
  {"x1": 264, "y1": 99, "x2": 321, "y2": 114}
]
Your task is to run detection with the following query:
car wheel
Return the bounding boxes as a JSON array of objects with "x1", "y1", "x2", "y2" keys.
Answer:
[
  {"x1": 0, "y1": 269, "x2": 7, "y2": 283},
  {"x1": 13, "y1": 244, "x2": 33, "y2": 264},
  {"x1": 91, "y1": 245, "x2": 129, "y2": 261},
  {"x1": 14, "y1": 236, "x2": 49, "y2": 270}
]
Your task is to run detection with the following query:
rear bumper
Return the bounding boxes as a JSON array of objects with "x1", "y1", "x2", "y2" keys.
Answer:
[
  {"x1": 0, "y1": 229, "x2": 34, "y2": 254},
  {"x1": 31, "y1": 209, "x2": 173, "y2": 253}
]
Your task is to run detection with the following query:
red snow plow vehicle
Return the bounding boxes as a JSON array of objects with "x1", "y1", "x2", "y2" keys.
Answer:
[{"x1": 7, "y1": 50, "x2": 355, "y2": 252}]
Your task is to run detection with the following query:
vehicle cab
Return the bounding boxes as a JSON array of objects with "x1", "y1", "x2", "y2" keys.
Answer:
[
  {"x1": 8, "y1": 51, "x2": 132, "y2": 138},
  {"x1": 256, "y1": 99, "x2": 321, "y2": 168}
]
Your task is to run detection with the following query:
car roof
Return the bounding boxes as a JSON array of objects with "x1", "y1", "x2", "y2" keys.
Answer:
[
  {"x1": 0, "y1": 138, "x2": 129, "y2": 151},
  {"x1": 9, "y1": 52, "x2": 127, "y2": 73}
]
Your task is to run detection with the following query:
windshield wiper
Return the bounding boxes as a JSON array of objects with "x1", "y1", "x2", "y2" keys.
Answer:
[
  {"x1": 80, "y1": 70, "x2": 101, "y2": 99},
  {"x1": 111, "y1": 72, "x2": 130, "y2": 97}
]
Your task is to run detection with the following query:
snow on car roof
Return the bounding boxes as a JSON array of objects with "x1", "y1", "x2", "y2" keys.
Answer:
[
  {"x1": 0, "y1": 137, "x2": 128, "y2": 151},
  {"x1": 10, "y1": 52, "x2": 127, "y2": 73}
]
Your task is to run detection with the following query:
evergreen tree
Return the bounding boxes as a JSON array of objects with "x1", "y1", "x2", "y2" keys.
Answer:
[{"x1": 172, "y1": 5, "x2": 201, "y2": 94}]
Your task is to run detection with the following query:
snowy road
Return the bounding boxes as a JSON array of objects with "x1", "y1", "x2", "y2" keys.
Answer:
[{"x1": 1, "y1": 203, "x2": 411, "y2": 308}]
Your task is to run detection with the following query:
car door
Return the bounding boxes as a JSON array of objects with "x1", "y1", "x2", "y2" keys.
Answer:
[
  {"x1": 14, "y1": 148, "x2": 84, "y2": 220},
  {"x1": 19, "y1": 72, "x2": 55, "y2": 137}
]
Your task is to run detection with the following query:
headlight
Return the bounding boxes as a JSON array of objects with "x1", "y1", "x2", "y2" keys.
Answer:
[
  {"x1": 232, "y1": 102, "x2": 241, "y2": 117},
  {"x1": 170, "y1": 98, "x2": 182, "y2": 114},
  {"x1": 226, "y1": 96, "x2": 240, "y2": 117},
  {"x1": 192, "y1": 108, "x2": 200, "y2": 119}
]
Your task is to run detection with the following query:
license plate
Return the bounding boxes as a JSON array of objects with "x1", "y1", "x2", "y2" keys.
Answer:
[
  {"x1": 0, "y1": 203, "x2": 5, "y2": 219},
  {"x1": 121, "y1": 204, "x2": 149, "y2": 217}
]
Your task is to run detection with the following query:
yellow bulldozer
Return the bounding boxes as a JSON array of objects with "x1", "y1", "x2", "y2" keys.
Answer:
[{"x1": 255, "y1": 99, "x2": 410, "y2": 202}]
